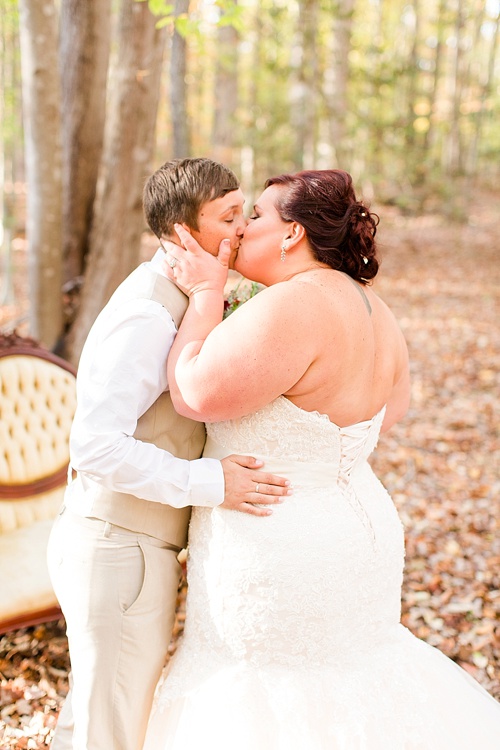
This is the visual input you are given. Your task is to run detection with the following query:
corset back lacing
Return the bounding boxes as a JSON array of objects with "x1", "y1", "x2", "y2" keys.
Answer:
[{"x1": 338, "y1": 426, "x2": 378, "y2": 549}]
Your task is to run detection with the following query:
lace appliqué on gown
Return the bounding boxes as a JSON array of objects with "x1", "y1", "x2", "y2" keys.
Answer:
[{"x1": 144, "y1": 397, "x2": 500, "y2": 750}]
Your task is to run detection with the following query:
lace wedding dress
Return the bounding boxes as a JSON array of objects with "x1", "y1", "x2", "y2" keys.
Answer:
[{"x1": 144, "y1": 396, "x2": 500, "y2": 749}]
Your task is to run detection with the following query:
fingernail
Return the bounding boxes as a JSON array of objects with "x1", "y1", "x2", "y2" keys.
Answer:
[
  {"x1": 286, "y1": 488, "x2": 294, "y2": 495},
  {"x1": 284, "y1": 480, "x2": 291, "y2": 486}
]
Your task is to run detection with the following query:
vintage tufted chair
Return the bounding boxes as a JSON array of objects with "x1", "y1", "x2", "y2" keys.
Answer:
[{"x1": 0, "y1": 333, "x2": 76, "y2": 632}]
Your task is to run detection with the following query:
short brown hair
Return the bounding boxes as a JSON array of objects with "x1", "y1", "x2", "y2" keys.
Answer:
[{"x1": 143, "y1": 158, "x2": 240, "y2": 238}]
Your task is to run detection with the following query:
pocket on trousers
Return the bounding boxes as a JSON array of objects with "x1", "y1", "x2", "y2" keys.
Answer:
[{"x1": 120, "y1": 539, "x2": 147, "y2": 614}]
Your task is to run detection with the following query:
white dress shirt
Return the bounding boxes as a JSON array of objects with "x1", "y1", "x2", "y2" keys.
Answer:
[{"x1": 67, "y1": 249, "x2": 224, "y2": 511}]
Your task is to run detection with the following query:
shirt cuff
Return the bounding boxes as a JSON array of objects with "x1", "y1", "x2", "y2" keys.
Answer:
[{"x1": 187, "y1": 457, "x2": 225, "y2": 507}]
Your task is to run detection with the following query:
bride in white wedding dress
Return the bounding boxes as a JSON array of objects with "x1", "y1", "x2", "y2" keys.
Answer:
[{"x1": 143, "y1": 169, "x2": 500, "y2": 749}]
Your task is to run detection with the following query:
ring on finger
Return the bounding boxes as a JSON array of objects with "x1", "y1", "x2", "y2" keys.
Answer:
[
  {"x1": 255, "y1": 483, "x2": 260, "y2": 494},
  {"x1": 168, "y1": 256, "x2": 178, "y2": 269}
]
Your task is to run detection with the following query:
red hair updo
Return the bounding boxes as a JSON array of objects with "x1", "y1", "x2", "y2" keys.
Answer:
[{"x1": 265, "y1": 170, "x2": 379, "y2": 284}]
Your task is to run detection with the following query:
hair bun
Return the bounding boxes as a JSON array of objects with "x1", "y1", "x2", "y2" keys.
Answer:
[{"x1": 265, "y1": 169, "x2": 380, "y2": 284}]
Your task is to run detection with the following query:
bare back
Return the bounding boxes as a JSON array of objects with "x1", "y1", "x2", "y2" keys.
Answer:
[{"x1": 279, "y1": 270, "x2": 409, "y2": 430}]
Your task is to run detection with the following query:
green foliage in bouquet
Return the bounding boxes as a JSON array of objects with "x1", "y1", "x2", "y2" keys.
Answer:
[{"x1": 223, "y1": 279, "x2": 262, "y2": 319}]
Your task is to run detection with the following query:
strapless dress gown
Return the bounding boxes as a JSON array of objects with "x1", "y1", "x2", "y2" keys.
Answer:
[{"x1": 143, "y1": 396, "x2": 500, "y2": 749}]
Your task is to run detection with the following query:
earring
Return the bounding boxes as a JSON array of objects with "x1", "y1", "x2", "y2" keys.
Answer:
[{"x1": 280, "y1": 244, "x2": 287, "y2": 262}]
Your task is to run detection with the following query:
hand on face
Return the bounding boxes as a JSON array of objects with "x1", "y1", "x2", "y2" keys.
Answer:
[{"x1": 162, "y1": 224, "x2": 231, "y2": 297}]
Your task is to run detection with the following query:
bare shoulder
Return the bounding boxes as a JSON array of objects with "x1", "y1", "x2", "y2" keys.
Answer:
[
  {"x1": 227, "y1": 276, "x2": 324, "y2": 325},
  {"x1": 371, "y1": 289, "x2": 407, "y2": 340},
  {"x1": 371, "y1": 291, "x2": 409, "y2": 388},
  {"x1": 217, "y1": 277, "x2": 332, "y2": 369}
]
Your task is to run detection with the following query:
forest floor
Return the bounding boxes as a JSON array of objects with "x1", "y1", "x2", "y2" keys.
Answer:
[{"x1": 1, "y1": 194, "x2": 499, "y2": 747}]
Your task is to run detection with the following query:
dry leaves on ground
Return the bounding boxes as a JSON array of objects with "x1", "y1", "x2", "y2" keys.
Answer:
[
  {"x1": 1, "y1": 196, "x2": 499, "y2": 747},
  {"x1": 372, "y1": 197, "x2": 500, "y2": 695}
]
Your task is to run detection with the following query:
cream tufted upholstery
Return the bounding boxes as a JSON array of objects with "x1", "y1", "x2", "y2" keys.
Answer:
[{"x1": 0, "y1": 334, "x2": 77, "y2": 632}]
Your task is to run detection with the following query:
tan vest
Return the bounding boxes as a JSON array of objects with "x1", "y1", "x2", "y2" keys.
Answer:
[{"x1": 74, "y1": 264, "x2": 206, "y2": 550}]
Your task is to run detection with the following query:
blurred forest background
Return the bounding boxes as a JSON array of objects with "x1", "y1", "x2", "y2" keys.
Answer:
[
  {"x1": 0, "y1": 0, "x2": 499, "y2": 360},
  {"x1": 0, "y1": 0, "x2": 499, "y2": 746}
]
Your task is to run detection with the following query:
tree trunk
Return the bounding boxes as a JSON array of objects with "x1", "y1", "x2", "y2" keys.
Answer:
[
  {"x1": 59, "y1": 0, "x2": 112, "y2": 284},
  {"x1": 212, "y1": 2, "x2": 239, "y2": 171},
  {"x1": 363, "y1": 0, "x2": 384, "y2": 182},
  {"x1": 67, "y1": 0, "x2": 167, "y2": 364},
  {"x1": 404, "y1": 0, "x2": 421, "y2": 155},
  {"x1": 422, "y1": 0, "x2": 447, "y2": 160},
  {"x1": 291, "y1": 0, "x2": 319, "y2": 169},
  {"x1": 444, "y1": 0, "x2": 466, "y2": 175},
  {"x1": 325, "y1": 0, "x2": 355, "y2": 168},
  {"x1": 466, "y1": 5, "x2": 499, "y2": 178},
  {"x1": 18, "y1": 0, "x2": 63, "y2": 349},
  {"x1": 170, "y1": 0, "x2": 191, "y2": 158},
  {"x1": 239, "y1": 7, "x2": 263, "y2": 198},
  {"x1": 0, "y1": 3, "x2": 18, "y2": 307}
]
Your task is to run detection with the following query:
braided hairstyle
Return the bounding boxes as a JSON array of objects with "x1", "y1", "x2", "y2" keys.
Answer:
[{"x1": 265, "y1": 169, "x2": 379, "y2": 284}]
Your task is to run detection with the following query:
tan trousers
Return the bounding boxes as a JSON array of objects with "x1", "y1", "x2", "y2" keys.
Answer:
[{"x1": 47, "y1": 506, "x2": 182, "y2": 750}]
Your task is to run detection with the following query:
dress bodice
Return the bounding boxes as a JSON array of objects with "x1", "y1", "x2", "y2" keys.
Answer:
[
  {"x1": 179, "y1": 395, "x2": 402, "y2": 667},
  {"x1": 206, "y1": 395, "x2": 386, "y2": 473}
]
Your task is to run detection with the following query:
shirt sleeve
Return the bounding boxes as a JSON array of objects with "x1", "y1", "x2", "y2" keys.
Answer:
[{"x1": 70, "y1": 298, "x2": 224, "y2": 508}]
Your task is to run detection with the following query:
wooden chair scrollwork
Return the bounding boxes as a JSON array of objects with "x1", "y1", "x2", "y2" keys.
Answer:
[{"x1": 0, "y1": 332, "x2": 77, "y2": 633}]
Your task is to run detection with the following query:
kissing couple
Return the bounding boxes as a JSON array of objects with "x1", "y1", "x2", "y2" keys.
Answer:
[{"x1": 48, "y1": 158, "x2": 500, "y2": 749}]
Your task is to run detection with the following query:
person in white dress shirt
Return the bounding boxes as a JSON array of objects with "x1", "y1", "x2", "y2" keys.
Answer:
[{"x1": 47, "y1": 158, "x2": 291, "y2": 750}]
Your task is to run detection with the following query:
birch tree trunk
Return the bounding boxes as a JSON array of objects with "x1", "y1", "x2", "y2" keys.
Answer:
[
  {"x1": 60, "y1": 0, "x2": 112, "y2": 283},
  {"x1": 212, "y1": 2, "x2": 239, "y2": 171},
  {"x1": 170, "y1": 0, "x2": 190, "y2": 158},
  {"x1": 67, "y1": 0, "x2": 166, "y2": 364},
  {"x1": 18, "y1": 0, "x2": 63, "y2": 349}
]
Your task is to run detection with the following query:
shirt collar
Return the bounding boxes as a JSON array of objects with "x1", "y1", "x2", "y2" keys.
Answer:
[{"x1": 149, "y1": 247, "x2": 168, "y2": 277}]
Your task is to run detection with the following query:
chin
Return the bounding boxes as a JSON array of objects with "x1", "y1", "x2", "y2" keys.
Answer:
[
  {"x1": 236, "y1": 266, "x2": 259, "y2": 284},
  {"x1": 234, "y1": 258, "x2": 249, "y2": 278}
]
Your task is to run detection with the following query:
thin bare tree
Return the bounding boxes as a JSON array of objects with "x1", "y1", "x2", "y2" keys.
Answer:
[
  {"x1": 212, "y1": 1, "x2": 240, "y2": 170},
  {"x1": 291, "y1": 0, "x2": 319, "y2": 169},
  {"x1": 60, "y1": 0, "x2": 112, "y2": 284},
  {"x1": 18, "y1": 0, "x2": 63, "y2": 349},
  {"x1": 444, "y1": 0, "x2": 466, "y2": 175},
  {"x1": 325, "y1": 0, "x2": 355, "y2": 168},
  {"x1": 170, "y1": 0, "x2": 191, "y2": 158}
]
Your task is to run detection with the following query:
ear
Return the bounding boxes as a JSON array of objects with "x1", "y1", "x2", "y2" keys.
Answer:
[
  {"x1": 180, "y1": 222, "x2": 192, "y2": 233},
  {"x1": 173, "y1": 222, "x2": 193, "y2": 243},
  {"x1": 163, "y1": 222, "x2": 193, "y2": 245},
  {"x1": 283, "y1": 221, "x2": 306, "y2": 249}
]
